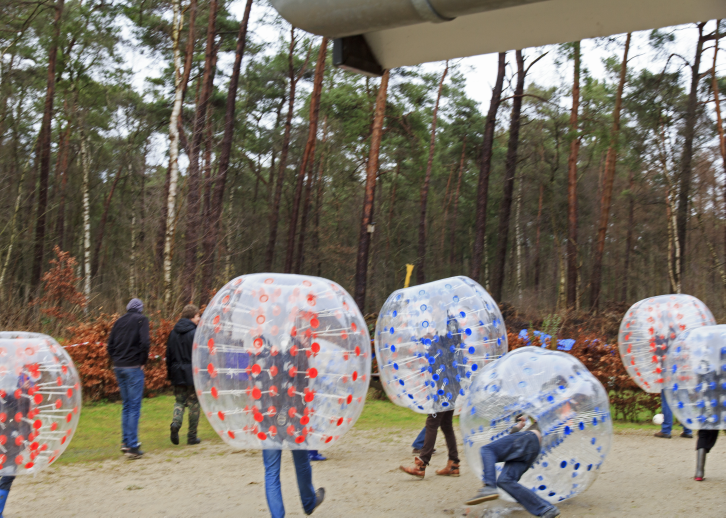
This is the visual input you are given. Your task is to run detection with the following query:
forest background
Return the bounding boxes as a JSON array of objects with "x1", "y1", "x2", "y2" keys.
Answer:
[{"x1": 2, "y1": 1, "x2": 726, "y2": 412}]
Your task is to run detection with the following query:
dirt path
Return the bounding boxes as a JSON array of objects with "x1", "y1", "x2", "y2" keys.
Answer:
[{"x1": 8, "y1": 429, "x2": 726, "y2": 517}]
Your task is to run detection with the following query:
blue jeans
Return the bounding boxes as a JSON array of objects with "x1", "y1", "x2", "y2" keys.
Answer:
[
  {"x1": 412, "y1": 427, "x2": 426, "y2": 449},
  {"x1": 661, "y1": 389, "x2": 691, "y2": 435},
  {"x1": 481, "y1": 432, "x2": 553, "y2": 517},
  {"x1": 263, "y1": 450, "x2": 316, "y2": 518},
  {"x1": 114, "y1": 367, "x2": 145, "y2": 448}
]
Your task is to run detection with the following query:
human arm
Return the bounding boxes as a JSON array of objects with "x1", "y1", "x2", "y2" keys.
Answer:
[{"x1": 139, "y1": 316, "x2": 151, "y2": 365}]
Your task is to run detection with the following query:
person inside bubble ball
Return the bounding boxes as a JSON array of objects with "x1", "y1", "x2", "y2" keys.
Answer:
[
  {"x1": 464, "y1": 414, "x2": 560, "y2": 518},
  {"x1": 0, "y1": 366, "x2": 37, "y2": 517},
  {"x1": 692, "y1": 358, "x2": 723, "y2": 481},
  {"x1": 653, "y1": 317, "x2": 692, "y2": 439}
]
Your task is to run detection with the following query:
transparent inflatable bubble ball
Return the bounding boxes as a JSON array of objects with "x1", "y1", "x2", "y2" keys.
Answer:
[
  {"x1": 664, "y1": 325, "x2": 726, "y2": 430},
  {"x1": 618, "y1": 294, "x2": 714, "y2": 394},
  {"x1": 193, "y1": 274, "x2": 371, "y2": 450},
  {"x1": 375, "y1": 276, "x2": 507, "y2": 414},
  {"x1": 0, "y1": 332, "x2": 82, "y2": 475},
  {"x1": 461, "y1": 347, "x2": 612, "y2": 505}
]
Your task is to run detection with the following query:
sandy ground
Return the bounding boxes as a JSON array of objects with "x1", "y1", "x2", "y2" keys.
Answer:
[{"x1": 8, "y1": 428, "x2": 726, "y2": 517}]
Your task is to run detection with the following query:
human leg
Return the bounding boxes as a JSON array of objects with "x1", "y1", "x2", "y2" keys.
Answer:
[
  {"x1": 418, "y1": 413, "x2": 441, "y2": 465},
  {"x1": 292, "y1": 450, "x2": 317, "y2": 514},
  {"x1": 695, "y1": 429, "x2": 719, "y2": 481},
  {"x1": 658, "y1": 390, "x2": 673, "y2": 437},
  {"x1": 0, "y1": 476, "x2": 14, "y2": 517},
  {"x1": 497, "y1": 460, "x2": 554, "y2": 517},
  {"x1": 263, "y1": 449, "x2": 285, "y2": 518},
  {"x1": 436, "y1": 411, "x2": 460, "y2": 476},
  {"x1": 186, "y1": 387, "x2": 200, "y2": 444},
  {"x1": 126, "y1": 367, "x2": 145, "y2": 450},
  {"x1": 412, "y1": 426, "x2": 426, "y2": 450},
  {"x1": 114, "y1": 368, "x2": 131, "y2": 448},
  {"x1": 170, "y1": 385, "x2": 186, "y2": 444}
]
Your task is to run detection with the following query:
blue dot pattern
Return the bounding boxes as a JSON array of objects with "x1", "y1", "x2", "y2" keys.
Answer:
[{"x1": 375, "y1": 276, "x2": 508, "y2": 414}]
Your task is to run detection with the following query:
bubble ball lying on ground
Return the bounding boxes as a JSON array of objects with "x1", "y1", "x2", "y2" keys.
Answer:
[
  {"x1": 193, "y1": 273, "x2": 371, "y2": 450},
  {"x1": 663, "y1": 325, "x2": 726, "y2": 429},
  {"x1": 618, "y1": 294, "x2": 715, "y2": 393},
  {"x1": 461, "y1": 346, "x2": 612, "y2": 504},
  {"x1": 375, "y1": 276, "x2": 507, "y2": 414},
  {"x1": 0, "y1": 332, "x2": 82, "y2": 475}
]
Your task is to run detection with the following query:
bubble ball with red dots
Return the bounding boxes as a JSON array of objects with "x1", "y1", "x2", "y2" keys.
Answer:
[
  {"x1": 375, "y1": 276, "x2": 508, "y2": 414},
  {"x1": 0, "y1": 332, "x2": 81, "y2": 475},
  {"x1": 192, "y1": 273, "x2": 371, "y2": 450},
  {"x1": 618, "y1": 294, "x2": 715, "y2": 394},
  {"x1": 663, "y1": 325, "x2": 726, "y2": 430},
  {"x1": 461, "y1": 347, "x2": 612, "y2": 505}
]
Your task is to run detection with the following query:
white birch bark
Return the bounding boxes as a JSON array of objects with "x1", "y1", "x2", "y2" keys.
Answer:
[
  {"x1": 515, "y1": 171, "x2": 523, "y2": 302},
  {"x1": 0, "y1": 158, "x2": 29, "y2": 296},
  {"x1": 163, "y1": 0, "x2": 185, "y2": 305},
  {"x1": 80, "y1": 129, "x2": 91, "y2": 302}
]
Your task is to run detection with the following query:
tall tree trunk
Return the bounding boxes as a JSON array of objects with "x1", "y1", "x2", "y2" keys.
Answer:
[
  {"x1": 130, "y1": 213, "x2": 137, "y2": 296},
  {"x1": 91, "y1": 163, "x2": 123, "y2": 277},
  {"x1": 416, "y1": 62, "x2": 448, "y2": 284},
  {"x1": 285, "y1": 37, "x2": 329, "y2": 273},
  {"x1": 566, "y1": 41, "x2": 581, "y2": 309},
  {"x1": 471, "y1": 52, "x2": 506, "y2": 282},
  {"x1": 385, "y1": 160, "x2": 400, "y2": 267},
  {"x1": 490, "y1": 50, "x2": 525, "y2": 302},
  {"x1": 158, "y1": 0, "x2": 197, "y2": 272},
  {"x1": 676, "y1": 23, "x2": 707, "y2": 288},
  {"x1": 80, "y1": 129, "x2": 91, "y2": 301},
  {"x1": 589, "y1": 33, "x2": 631, "y2": 310},
  {"x1": 182, "y1": 0, "x2": 218, "y2": 304},
  {"x1": 534, "y1": 182, "x2": 544, "y2": 292},
  {"x1": 54, "y1": 120, "x2": 71, "y2": 250},
  {"x1": 515, "y1": 170, "x2": 524, "y2": 302},
  {"x1": 353, "y1": 69, "x2": 389, "y2": 310},
  {"x1": 439, "y1": 163, "x2": 456, "y2": 262},
  {"x1": 30, "y1": 0, "x2": 64, "y2": 289},
  {"x1": 0, "y1": 155, "x2": 30, "y2": 297},
  {"x1": 711, "y1": 24, "x2": 726, "y2": 261},
  {"x1": 449, "y1": 138, "x2": 466, "y2": 266},
  {"x1": 199, "y1": 0, "x2": 253, "y2": 304},
  {"x1": 621, "y1": 168, "x2": 635, "y2": 302},
  {"x1": 163, "y1": 0, "x2": 187, "y2": 304},
  {"x1": 265, "y1": 28, "x2": 298, "y2": 271},
  {"x1": 313, "y1": 117, "x2": 328, "y2": 277}
]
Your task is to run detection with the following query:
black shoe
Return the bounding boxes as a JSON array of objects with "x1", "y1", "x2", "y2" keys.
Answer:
[
  {"x1": 187, "y1": 437, "x2": 201, "y2": 445},
  {"x1": 170, "y1": 423, "x2": 180, "y2": 445},
  {"x1": 305, "y1": 488, "x2": 325, "y2": 515},
  {"x1": 680, "y1": 431, "x2": 693, "y2": 438},
  {"x1": 127, "y1": 446, "x2": 144, "y2": 459},
  {"x1": 120, "y1": 443, "x2": 130, "y2": 454}
]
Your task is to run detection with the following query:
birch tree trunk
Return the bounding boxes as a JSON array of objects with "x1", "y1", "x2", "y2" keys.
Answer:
[
  {"x1": 711, "y1": 23, "x2": 726, "y2": 260},
  {"x1": 353, "y1": 69, "x2": 389, "y2": 311},
  {"x1": 80, "y1": 130, "x2": 91, "y2": 302},
  {"x1": 515, "y1": 170, "x2": 523, "y2": 302},
  {"x1": 534, "y1": 182, "x2": 544, "y2": 292},
  {"x1": 589, "y1": 33, "x2": 630, "y2": 311},
  {"x1": 416, "y1": 61, "x2": 448, "y2": 284},
  {"x1": 566, "y1": 41, "x2": 581, "y2": 309},
  {"x1": 91, "y1": 163, "x2": 123, "y2": 278},
  {"x1": 621, "y1": 168, "x2": 635, "y2": 301},
  {"x1": 471, "y1": 52, "x2": 506, "y2": 282},
  {"x1": 313, "y1": 116, "x2": 328, "y2": 277},
  {"x1": 163, "y1": 0, "x2": 185, "y2": 305},
  {"x1": 0, "y1": 155, "x2": 29, "y2": 297},
  {"x1": 130, "y1": 213, "x2": 137, "y2": 296}
]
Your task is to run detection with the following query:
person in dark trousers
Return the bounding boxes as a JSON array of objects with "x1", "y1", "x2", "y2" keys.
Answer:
[
  {"x1": 166, "y1": 304, "x2": 202, "y2": 446},
  {"x1": 411, "y1": 425, "x2": 436, "y2": 455},
  {"x1": 399, "y1": 410, "x2": 460, "y2": 478},
  {"x1": 465, "y1": 415, "x2": 560, "y2": 518},
  {"x1": 107, "y1": 298, "x2": 150, "y2": 459}
]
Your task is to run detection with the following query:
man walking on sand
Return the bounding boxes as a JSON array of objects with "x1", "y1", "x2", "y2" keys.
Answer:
[
  {"x1": 107, "y1": 298, "x2": 150, "y2": 459},
  {"x1": 166, "y1": 304, "x2": 202, "y2": 446}
]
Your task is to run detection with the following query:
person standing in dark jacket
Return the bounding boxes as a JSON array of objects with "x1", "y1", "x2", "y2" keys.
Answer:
[
  {"x1": 107, "y1": 298, "x2": 150, "y2": 459},
  {"x1": 166, "y1": 304, "x2": 202, "y2": 446}
]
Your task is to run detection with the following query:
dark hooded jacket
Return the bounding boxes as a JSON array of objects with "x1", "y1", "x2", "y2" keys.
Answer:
[
  {"x1": 166, "y1": 318, "x2": 197, "y2": 386},
  {"x1": 107, "y1": 309, "x2": 150, "y2": 367}
]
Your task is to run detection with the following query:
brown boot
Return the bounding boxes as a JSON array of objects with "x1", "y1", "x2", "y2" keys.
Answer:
[
  {"x1": 400, "y1": 457, "x2": 426, "y2": 479},
  {"x1": 436, "y1": 460, "x2": 460, "y2": 477}
]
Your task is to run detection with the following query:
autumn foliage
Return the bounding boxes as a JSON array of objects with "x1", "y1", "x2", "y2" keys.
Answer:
[
  {"x1": 66, "y1": 313, "x2": 174, "y2": 401},
  {"x1": 33, "y1": 246, "x2": 87, "y2": 323}
]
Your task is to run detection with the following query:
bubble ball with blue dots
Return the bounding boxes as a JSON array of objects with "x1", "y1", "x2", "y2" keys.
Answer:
[
  {"x1": 374, "y1": 276, "x2": 507, "y2": 414},
  {"x1": 664, "y1": 325, "x2": 726, "y2": 430},
  {"x1": 460, "y1": 347, "x2": 612, "y2": 505}
]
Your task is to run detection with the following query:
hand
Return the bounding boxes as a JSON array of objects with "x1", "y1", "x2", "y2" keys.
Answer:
[{"x1": 514, "y1": 415, "x2": 526, "y2": 431}]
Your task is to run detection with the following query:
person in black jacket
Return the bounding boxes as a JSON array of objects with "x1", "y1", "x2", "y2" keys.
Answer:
[
  {"x1": 166, "y1": 304, "x2": 201, "y2": 446},
  {"x1": 107, "y1": 298, "x2": 150, "y2": 459}
]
